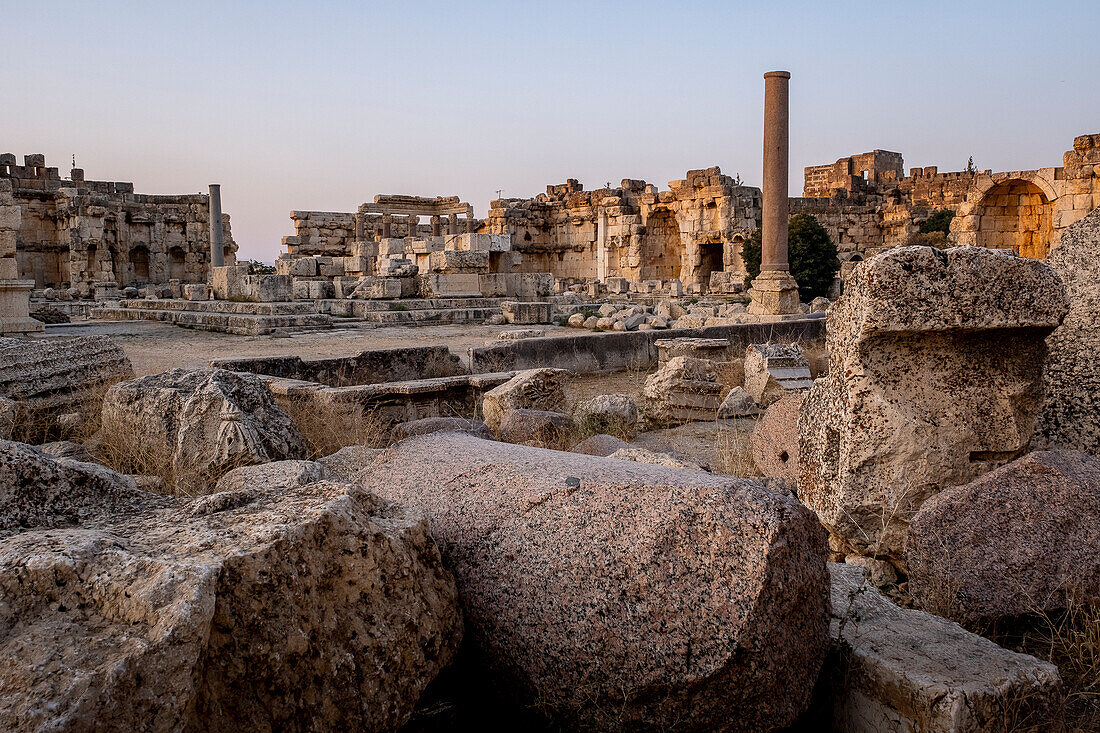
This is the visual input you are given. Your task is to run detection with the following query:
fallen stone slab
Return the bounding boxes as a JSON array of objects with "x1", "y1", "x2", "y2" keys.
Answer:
[
  {"x1": 318, "y1": 444, "x2": 383, "y2": 482},
  {"x1": 572, "y1": 393, "x2": 639, "y2": 437},
  {"x1": 641, "y1": 356, "x2": 724, "y2": 425},
  {"x1": 101, "y1": 368, "x2": 308, "y2": 493},
  {"x1": 813, "y1": 562, "x2": 1062, "y2": 732},
  {"x1": 799, "y1": 246, "x2": 1069, "y2": 565},
  {"x1": 481, "y1": 368, "x2": 568, "y2": 433},
  {"x1": 497, "y1": 408, "x2": 575, "y2": 447},
  {"x1": 358, "y1": 432, "x2": 829, "y2": 731},
  {"x1": 0, "y1": 440, "x2": 462, "y2": 732},
  {"x1": 392, "y1": 416, "x2": 494, "y2": 441},
  {"x1": 717, "y1": 386, "x2": 759, "y2": 418},
  {"x1": 214, "y1": 458, "x2": 327, "y2": 493},
  {"x1": 744, "y1": 343, "x2": 812, "y2": 408},
  {"x1": 0, "y1": 335, "x2": 134, "y2": 442},
  {"x1": 906, "y1": 449, "x2": 1100, "y2": 623}
]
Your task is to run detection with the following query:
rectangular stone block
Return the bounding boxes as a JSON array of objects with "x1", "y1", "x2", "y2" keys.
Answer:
[
  {"x1": 419, "y1": 273, "x2": 481, "y2": 298},
  {"x1": 501, "y1": 300, "x2": 552, "y2": 325},
  {"x1": 429, "y1": 249, "x2": 489, "y2": 274},
  {"x1": 182, "y1": 283, "x2": 210, "y2": 301}
]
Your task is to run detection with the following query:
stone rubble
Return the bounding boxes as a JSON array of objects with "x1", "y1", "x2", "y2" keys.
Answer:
[{"x1": 480, "y1": 367, "x2": 568, "y2": 434}]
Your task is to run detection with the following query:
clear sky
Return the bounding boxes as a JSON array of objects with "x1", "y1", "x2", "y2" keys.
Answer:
[{"x1": 4, "y1": 1, "x2": 1097, "y2": 262}]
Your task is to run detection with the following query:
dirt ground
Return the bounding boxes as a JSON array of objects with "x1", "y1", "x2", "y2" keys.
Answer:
[{"x1": 32, "y1": 321, "x2": 577, "y2": 376}]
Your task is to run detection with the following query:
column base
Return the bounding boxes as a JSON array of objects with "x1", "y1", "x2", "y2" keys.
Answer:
[
  {"x1": 747, "y1": 270, "x2": 800, "y2": 316},
  {"x1": 0, "y1": 280, "x2": 44, "y2": 335}
]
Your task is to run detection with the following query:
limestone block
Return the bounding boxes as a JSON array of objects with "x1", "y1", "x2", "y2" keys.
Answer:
[
  {"x1": 498, "y1": 408, "x2": 575, "y2": 447},
  {"x1": 573, "y1": 393, "x2": 639, "y2": 437},
  {"x1": 481, "y1": 368, "x2": 568, "y2": 433},
  {"x1": 0, "y1": 441, "x2": 461, "y2": 732},
  {"x1": 276, "y1": 257, "x2": 318, "y2": 277},
  {"x1": 1038, "y1": 209, "x2": 1100, "y2": 454},
  {"x1": 352, "y1": 277, "x2": 401, "y2": 300},
  {"x1": 642, "y1": 356, "x2": 724, "y2": 424},
  {"x1": 500, "y1": 300, "x2": 551, "y2": 325},
  {"x1": 211, "y1": 264, "x2": 250, "y2": 301},
  {"x1": 358, "y1": 432, "x2": 829, "y2": 731},
  {"x1": 798, "y1": 246, "x2": 1069, "y2": 565},
  {"x1": 93, "y1": 282, "x2": 120, "y2": 301},
  {"x1": 815, "y1": 563, "x2": 1061, "y2": 732},
  {"x1": 247, "y1": 275, "x2": 292, "y2": 302},
  {"x1": 743, "y1": 343, "x2": 812, "y2": 407},
  {"x1": 717, "y1": 386, "x2": 759, "y2": 418},
  {"x1": 100, "y1": 368, "x2": 308, "y2": 493},
  {"x1": 182, "y1": 284, "x2": 209, "y2": 301},
  {"x1": 418, "y1": 273, "x2": 481, "y2": 298},
  {"x1": 606, "y1": 277, "x2": 630, "y2": 294},
  {"x1": 318, "y1": 259, "x2": 345, "y2": 278},
  {"x1": 429, "y1": 249, "x2": 489, "y2": 274}
]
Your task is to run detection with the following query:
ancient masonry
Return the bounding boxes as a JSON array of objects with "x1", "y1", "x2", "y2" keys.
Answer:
[
  {"x1": 797, "y1": 133, "x2": 1100, "y2": 266},
  {"x1": 1, "y1": 153, "x2": 236, "y2": 293}
]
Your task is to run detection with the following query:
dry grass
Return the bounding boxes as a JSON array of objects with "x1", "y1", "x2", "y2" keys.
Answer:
[
  {"x1": 96, "y1": 422, "x2": 239, "y2": 497},
  {"x1": 713, "y1": 424, "x2": 759, "y2": 477},
  {"x1": 280, "y1": 397, "x2": 393, "y2": 459}
]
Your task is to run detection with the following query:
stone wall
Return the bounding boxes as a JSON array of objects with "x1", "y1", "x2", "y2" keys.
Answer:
[
  {"x1": 800, "y1": 133, "x2": 1100, "y2": 263},
  {"x1": 486, "y1": 168, "x2": 760, "y2": 286},
  {"x1": 1, "y1": 153, "x2": 236, "y2": 292}
]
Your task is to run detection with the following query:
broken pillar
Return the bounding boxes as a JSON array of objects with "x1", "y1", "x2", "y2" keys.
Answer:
[{"x1": 209, "y1": 184, "x2": 225, "y2": 268}]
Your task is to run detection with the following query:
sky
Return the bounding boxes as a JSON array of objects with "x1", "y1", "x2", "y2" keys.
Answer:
[{"x1": 4, "y1": 1, "x2": 1097, "y2": 263}]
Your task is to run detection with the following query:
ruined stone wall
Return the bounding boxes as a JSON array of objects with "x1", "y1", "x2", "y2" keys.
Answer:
[
  {"x1": 286, "y1": 211, "x2": 358, "y2": 256},
  {"x1": 801, "y1": 134, "x2": 1100, "y2": 262},
  {"x1": 487, "y1": 168, "x2": 760, "y2": 286},
  {"x1": 1, "y1": 153, "x2": 236, "y2": 291}
]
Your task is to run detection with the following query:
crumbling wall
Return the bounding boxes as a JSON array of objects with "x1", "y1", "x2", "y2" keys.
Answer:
[{"x1": 1, "y1": 153, "x2": 236, "y2": 291}]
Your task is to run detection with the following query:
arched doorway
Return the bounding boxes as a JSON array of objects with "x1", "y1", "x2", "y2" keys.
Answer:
[
  {"x1": 168, "y1": 247, "x2": 187, "y2": 281},
  {"x1": 639, "y1": 209, "x2": 682, "y2": 281},
  {"x1": 130, "y1": 246, "x2": 151, "y2": 283},
  {"x1": 973, "y1": 180, "x2": 1054, "y2": 259}
]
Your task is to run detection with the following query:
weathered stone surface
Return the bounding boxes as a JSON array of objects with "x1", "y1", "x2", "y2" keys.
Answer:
[
  {"x1": 815, "y1": 562, "x2": 1062, "y2": 732},
  {"x1": 906, "y1": 450, "x2": 1100, "y2": 622},
  {"x1": 0, "y1": 441, "x2": 461, "y2": 731},
  {"x1": 36, "y1": 440, "x2": 94, "y2": 463},
  {"x1": 497, "y1": 408, "x2": 575, "y2": 447},
  {"x1": 572, "y1": 393, "x2": 639, "y2": 437},
  {"x1": 799, "y1": 247, "x2": 1069, "y2": 563},
  {"x1": 358, "y1": 432, "x2": 830, "y2": 731},
  {"x1": 571, "y1": 433, "x2": 632, "y2": 457},
  {"x1": 717, "y1": 386, "x2": 759, "y2": 418},
  {"x1": 609, "y1": 446, "x2": 706, "y2": 471},
  {"x1": 1038, "y1": 208, "x2": 1100, "y2": 455},
  {"x1": 481, "y1": 368, "x2": 568, "y2": 433},
  {"x1": 0, "y1": 336, "x2": 134, "y2": 442},
  {"x1": 751, "y1": 392, "x2": 804, "y2": 486},
  {"x1": 392, "y1": 416, "x2": 494, "y2": 441},
  {"x1": 743, "y1": 343, "x2": 812, "y2": 408},
  {"x1": 214, "y1": 459, "x2": 327, "y2": 493},
  {"x1": 101, "y1": 368, "x2": 307, "y2": 493},
  {"x1": 0, "y1": 397, "x2": 13, "y2": 441},
  {"x1": 317, "y1": 444, "x2": 383, "y2": 482},
  {"x1": 641, "y1": 356, "x2": 724, "y2": 424}
]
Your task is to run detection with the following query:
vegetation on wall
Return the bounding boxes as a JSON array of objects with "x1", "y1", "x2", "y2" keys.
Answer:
[
  {"x1": 919, "y1": 209, "x2": 956, "y2": 235},
  {"x1": 742, "y1": 214, "x2": 841, "y2": 301}
]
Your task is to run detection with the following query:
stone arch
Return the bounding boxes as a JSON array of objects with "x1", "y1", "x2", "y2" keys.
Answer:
[
  {"x1": 638, "y1": 208, "x2": 682, "y2": 281},
  {"x1": 130, "y1": 245, "x2": 151, "y2": 282},
  {"x1": 973, "y1": 179, "x2": 1055, "y2": 259}
]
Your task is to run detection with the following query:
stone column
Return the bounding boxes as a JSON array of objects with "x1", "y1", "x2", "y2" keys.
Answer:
[
  {"x1": 406, "y1": 214, "x2": 418, "y2": 238},
  {"x1": 748, "y1": 70, "x2": 800, "y2": 316},
  {"x1": 381, "y1": 214, "x2": 392, "y2": 238},
  {"x1": 208, "y1": 184, "x2": 225, "y2": 268},
  {"x1": 448, "y1": 213, "x2": 459, "y2": 235},
  {"x1": 354, "y1": 213, "x2": 365, "y2": 241},
  {"x1": 596, "y1": 211, "x2": 609, "y2": 282},
  {"x1": 466, "y1": 205, "x2": 475, "y2": 234},
  {"x1": 431, "y1": 215, "x2": 441, "y2": 237}
]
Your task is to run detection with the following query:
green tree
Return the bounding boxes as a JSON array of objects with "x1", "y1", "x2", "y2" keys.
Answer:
[
  {"x1": 742, "y1": 214, "x2": 840, "y2": 301},
  {"x1": 919, "y1": 209, "x2": 955, "y2": 235}
]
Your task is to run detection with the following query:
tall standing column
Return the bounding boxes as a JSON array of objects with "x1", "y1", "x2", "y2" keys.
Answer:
[
  {"x1": 208, "y1": 184, "x2": 225, "y2": 268},
  {"x1": 748, "y1": 70, "x2": 800, "y2": 316},
  {"x1": 761, "y1": 71, "x2": 790, "y2": 272}
]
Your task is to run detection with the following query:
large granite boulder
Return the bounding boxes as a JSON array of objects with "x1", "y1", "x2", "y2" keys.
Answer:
[
  {"x1": 1038, "y1": 208, "x2": 1100, "y2": 455},
  {"x1": 814, "y1": 562, "x2": 1062, "y2": 731},
  {"x1": 358, "y1": 432, "x2": 830, "y2": 731},
  {"x1": 0, "y1": 440, "x2": 461, "y2": 731},
  {"x1": 393, "y1": 416, "x2": 494, "y2": 441},
  {"x1": 317, "y1": 444, "x2": 383, "y2": 482},
  {"x1": 572, "y1": 433, "x2": 633, "y2": 457},
  {"x1": 906, "y1": 449, "x2": 1100, "y2": 622},
  {"x1": 213, "y1": 458, "x2": 328, "y2": 493},
  {"x1": 497, "y1": 408, "x2": 575, "y2": 448},
  {"x1": 481, "y1": 368, "x2": 568, "y2": 434},
  {"x1": 0, "y1": 336, "x2": 133, "y2": 442},
  {"x1": 751, "y1": 392, "x2": 804, "y2": 487},
  {"x1": 100, "y1": 368, "x2": 308, "y2": 493},
  {"x1": 799, "y1": 247, "x2": 1068, "y2": 564}
]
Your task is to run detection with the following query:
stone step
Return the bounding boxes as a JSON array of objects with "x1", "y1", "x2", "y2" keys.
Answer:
[
  {"x1": 356, "y1": 307, "x2": 502, "y2": 326},
  {"x1": 117, "y1": 298, "x2": 318, "y2": 316},
  {"x1": 91, "y1": 306, "x2": 333, "y2": 336}
]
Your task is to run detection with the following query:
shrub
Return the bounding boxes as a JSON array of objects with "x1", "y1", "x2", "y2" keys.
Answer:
[
  {"x1": 919, "y1": 209, "x2": 956, "y2": 235},
  {"x1": 742, "y1": 214, "x2": 841, "y2": 301}
]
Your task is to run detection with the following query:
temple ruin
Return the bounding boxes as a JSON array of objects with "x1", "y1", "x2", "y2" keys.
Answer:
[{"x1": 1, "y1": 153, "x2": 236, "y2": 293}]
